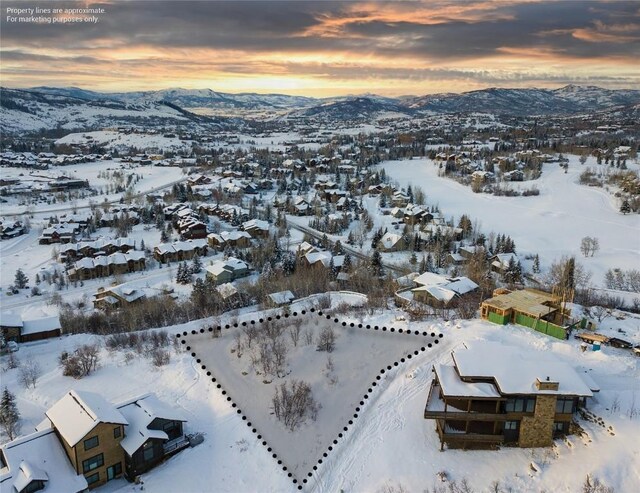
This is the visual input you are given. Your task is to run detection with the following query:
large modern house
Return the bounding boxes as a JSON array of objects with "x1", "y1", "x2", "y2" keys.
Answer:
[
  {"x1": 424, "y1": 342, "x2": 596, "y2": 450},
  {"x1": 0, "y1": 391, "x2": 188, "y2": 492}
]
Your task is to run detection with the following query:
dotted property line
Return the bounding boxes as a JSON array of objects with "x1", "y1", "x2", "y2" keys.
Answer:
[{"x1": 177, "y1": 308, "x2": 444, "y2": 490}]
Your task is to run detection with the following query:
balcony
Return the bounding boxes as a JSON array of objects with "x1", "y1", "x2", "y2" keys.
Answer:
[
  {"x1": 435, "y1": 419, "x2": 504, "y2": 446},
  {"x1": 163, "y1": 435, "x2": 190, "y2": 456},
  {"x1": 424, "y1": 383, "x2": 507, "y2": 421}
]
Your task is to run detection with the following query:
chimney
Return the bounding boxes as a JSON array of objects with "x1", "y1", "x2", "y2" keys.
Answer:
[{"x1": 536, "y1": 377, "x2": 559, "y2": 391}]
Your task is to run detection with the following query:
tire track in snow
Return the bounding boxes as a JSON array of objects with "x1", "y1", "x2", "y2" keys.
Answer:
[{"x1": 312, "y1": 335, "x2": 455, "y2": 492}]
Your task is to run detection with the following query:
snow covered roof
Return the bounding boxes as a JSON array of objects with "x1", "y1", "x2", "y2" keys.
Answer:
[
  {"x1": 220, "y1": 230, "x2": 251, "y2": 242},
  {"x1": 269, "y1": 290, "x2": 295, "y2": 305},
  {"x1": 380, "y1": 232, "x2": 403, "y2": 249},
  {"x1": 21, "y1": 316, "x2": 61, "y2": 335},
  {"x1": 206, "y1": 257, "x2": 248, "y2": 276},
  {"x1": 435, "y1": 364, "x2": 501, "y2": 399},
  {"x1": 115, "y1": 393, "x2": 186, "y2": 456},
  {"x1": 412, "y1": 273, "x2": 478, "y2": 303},
  {"x1": 217, "y1": 283, "x2": 239, "y2": 299},
  {"x1": 0, "y1": 429, "x2": 88, "y2": 493},
  {"x1": 46, "y1": 390, "x2": 128, "y2": 447},
  {"x1": 491, "y1": 252, "x2": 519, "y2": 269},
  {"x1": 297, "y1": 241, "x2": 317, "y2": 255},
  {"x1": 305, "y1": 251, "x2": 332, "y2": 267},
  {"x1": 452, "y1": 342, "x2": 593, "y2": 397},
  {"x1": 0, "y1": 312, "x2": 23, "y2": 328},
  {"x1": 242, "y1": 219, "x2": 269, "y2": 231}
]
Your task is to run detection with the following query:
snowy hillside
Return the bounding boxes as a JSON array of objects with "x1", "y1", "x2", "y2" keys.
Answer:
[
  {"x1": 0, "y1": 88, "x2": 222, "y2": 134},
  {"x1": 403, "y1": 85, "x2": 640, "y2": 115},
  {"x1": 4, "y1": 84, "x2": 637, "y2": 132}
]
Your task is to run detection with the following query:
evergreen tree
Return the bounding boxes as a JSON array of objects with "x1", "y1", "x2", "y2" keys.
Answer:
[
  {"x1": 369, "y1": 249, "x2": 384, "y2": 277},
  {"x1": 177, "y1": 262, "x2": 192, "y2": 284},
  {"x1": 160, "y1": 229, "x2": 170, "y2": 243},
  {"x1": 14, "y1": 269, "x2": 28, "y2": 289},
  {"x1": 191, "y1": 254, "x2": 202, "y2": 274},
  {"x1": 342, "y1": 253, "x2": 352, "y2": 273},
  {"x1": 140, "y1": 239, "x2": 146, "y2": 252},
  {"x1": 620, "y1": 199, "x2": 631, "y2": 214},
  {"x1": 532, "y1": 254, "x2": 540, "y2": 274},
  {"x1": 0, "y1": 387, "x2": 21, "y2": 440},
  {"x1": 332, "y1": 240, "x2": 344, "y2": 255},
  {"x1": 504, "y1": 258, "x2": 522, "y2": 284}
]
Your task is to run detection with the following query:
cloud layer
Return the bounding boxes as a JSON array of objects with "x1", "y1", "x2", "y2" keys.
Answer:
[{"x1": 1, "y1": 0, "x2": 639, "y2": 95}]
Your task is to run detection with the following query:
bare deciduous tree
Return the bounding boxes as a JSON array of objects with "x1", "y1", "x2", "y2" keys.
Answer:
[
  {"x1": 19, "y1": 359, "x2": 41, "y2": 389},
  {"x1": 288, "y1": 319, "x2": 302, "y2": 347},
  {"x1": 271, "y1": 380, "x2": 319, "y2": 431},
  {"x1": 316, "y1": 326, "x2": 337, "y2": 352}
]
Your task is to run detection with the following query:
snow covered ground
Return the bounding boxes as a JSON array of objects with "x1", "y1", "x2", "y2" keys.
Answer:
[
  {"x1": 1, "y1": 160, "x2": 186, "y2": 216},
  {"x1": 381, "y1": 156, "x2": 640, "y2": 288},
  {"x1": 185, "y1": 311, "x2": 438, "y2": 482},
  {"x1": 2, "y1": 295, "x2": 638, "y2": 493}
]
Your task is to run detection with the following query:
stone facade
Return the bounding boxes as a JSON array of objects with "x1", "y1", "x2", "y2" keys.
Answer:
[{"x1": 519, "y1": 395, "x2": 557, "y2": 447}]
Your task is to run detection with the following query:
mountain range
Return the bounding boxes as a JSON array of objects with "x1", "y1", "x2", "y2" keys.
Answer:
[{"x1": 1, "y1": 84, "x2": 639, "y2": 134}]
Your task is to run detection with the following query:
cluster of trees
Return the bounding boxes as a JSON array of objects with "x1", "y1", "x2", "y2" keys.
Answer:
[
  {"x1": 604, "y1": 268, "x2": 640, "y2": 293},
  {"x1": 176, "y1": 255, "x2": 202, "y2": 284},
  {"x1": 233, "y1": 319, "x2": 291, "y2": 379},
  {"x1": 271, "y1": 380, "x2": 319, "y2": 431},
  {"x1": 580, "y1": 236, "x2": 600, "y2": 257},
  {"x1": 106, "y1": 330, "x2": 174, "y2": 367}
]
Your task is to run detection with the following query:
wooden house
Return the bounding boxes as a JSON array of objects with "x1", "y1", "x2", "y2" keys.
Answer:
[
  {"x1": 153, "y1": 240, "x2": 207, "y2": 264},
  {"x1": 424, "y1": 342, "x2": 595, "y2": 450},
  {"x1": 44, "y1": 390, "x2": 128, "y2": 488},
  {"x1": 241, "y1": 219, "x2": 270, "y2": 239},
  {"x1": 378, "y1": 232, "x2": 407, "y2": 252},
  {"x1": 205, "y1": 257, "x2": 249, "y2": 285},
  {"x1": 0, "y1": 313, "x2": 62, "y2": 344},
  {"x1": 480, "y1": 288, "x2": 571, "y2": 340},
  {"x1": 207, "y1": 231, "x2": 252, "y2": 249},
  {"x1": 115, "y1": 393, "x2": 188, "y2": 479},
  {"x1": 15, "y1": 390, "x2": 190, "y2": 490}
]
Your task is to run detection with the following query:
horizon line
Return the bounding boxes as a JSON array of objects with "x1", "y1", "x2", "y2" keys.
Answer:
[{"x1": 3, "y1": 83, "x2": 638, "y2": 100}]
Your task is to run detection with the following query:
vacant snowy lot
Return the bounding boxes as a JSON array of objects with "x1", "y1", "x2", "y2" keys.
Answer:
[
  {"x1": 183, "y1": 310, "x2": 439, "y2": 483},
  {"x1": 381, "y1": 156, "x2": 640, "y2": 287}
]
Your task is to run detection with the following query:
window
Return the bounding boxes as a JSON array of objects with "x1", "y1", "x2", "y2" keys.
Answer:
[
  {"x1": 556, "y1": 398, "x2": 575, "y2": 414},
  {"x1": 504, "y1": 421, "x2": 518, "y2": 430},
  {"x1": 505, "y1": 397, "x2": 535, "y2": 413},
  {"x1": 525, "y1": 398, "x2": 535, "y2": 413},
  {"x1": 84, "y1": 435, "x2": 99, "y2": 451},
  {"x1": 143, "y1": 441, "x2": 155, "y2": 462},
  {"x1": 85, "y1": 472, "x2": 100, "y2": 486},
  {"x1": 113, "y1": 426, "x2": 121, "y2": 439},
  {"x1": 553, "y1": 422, "x2": 566, "y2": 432},
  {"x1": 82, "y1": 453, "x2": 104, "y2": 473}
]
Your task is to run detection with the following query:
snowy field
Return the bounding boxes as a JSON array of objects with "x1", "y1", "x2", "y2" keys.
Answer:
[
  {"x1": 2, "y1": 294, "x2": 639, "y2": 493},
  {"x1": 184, "y1": 311, "x2": 438, "y2": 482},
  {"x1": 1, "y1": 160, "x2": 185, "y2": 215},
  {"x1": 381, "y1": 156, "x2": 640, "y2": 287}
]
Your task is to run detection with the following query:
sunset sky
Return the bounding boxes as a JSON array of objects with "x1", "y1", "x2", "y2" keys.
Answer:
[{"x1": 1, "y1": 0, "x2": 639, "y2": 96}]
